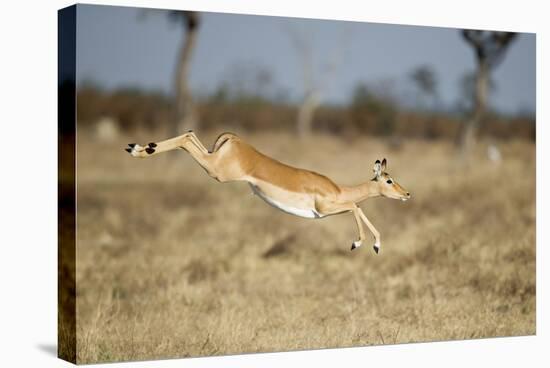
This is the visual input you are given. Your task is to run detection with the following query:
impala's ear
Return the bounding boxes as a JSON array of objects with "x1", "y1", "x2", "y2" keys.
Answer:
[
  {"x1": 373, "y1": 160, "x2": 382, "y2": 177},
  {"x1": 381, "y1": 158, "x2": 387, "y2": 172}
]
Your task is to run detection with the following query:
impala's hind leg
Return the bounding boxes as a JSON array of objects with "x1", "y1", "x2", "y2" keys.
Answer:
[
  {"x1": 126, "y1": 131, "x2": 207, "y2": 158},
  {"x1": 185, "y1": 131, "x2": 210, "y2": 153},
  {"x1": 178, "y1": 140, "x2": 219, "y2": 179},
  {"x1": 126, "y1": 132, "x2": 226, "y2": 180}
]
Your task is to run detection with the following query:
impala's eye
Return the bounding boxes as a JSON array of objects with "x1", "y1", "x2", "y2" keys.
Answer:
[{"x1": 386, "y1": 179, "x2": 393, "y2": 184}]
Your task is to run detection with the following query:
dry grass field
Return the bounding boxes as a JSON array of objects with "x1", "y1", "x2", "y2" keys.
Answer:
[{"x1": 73, "y1": 130, "x2": 535, "y2": 364}]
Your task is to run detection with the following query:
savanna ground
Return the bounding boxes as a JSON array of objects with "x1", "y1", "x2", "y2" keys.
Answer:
[{"x1": 72, "y1": 130, "x2": 535, "y2": 364}]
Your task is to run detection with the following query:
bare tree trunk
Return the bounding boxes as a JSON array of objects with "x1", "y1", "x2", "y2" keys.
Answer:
[
  {"x1": 458, "y1": 59, "x2": 488, "y2": 157},
  {"x1": 297, "y1": 89, "x2": 320, "y2": 138},
  {"x1": 174, "y1": 12, "x2": 199, "y2": 135},
  {"x1": 457, "y1": 30, "x2": 516, "y2": 158}
]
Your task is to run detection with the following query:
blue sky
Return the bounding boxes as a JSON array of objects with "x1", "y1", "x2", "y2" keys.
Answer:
[{"x1": 76, "y1": 4, "x2": 536, "y2": 114}]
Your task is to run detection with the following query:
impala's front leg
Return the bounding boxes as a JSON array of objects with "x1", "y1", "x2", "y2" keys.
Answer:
[
  {"x1": 350, "y1": 207, "x2": 368, "y2": 251},
  {"x1": 316, "y1": 201, "x2": 367, "y2": 251},
  {"x1": 357, "y1": 208, "x2": 381, "y2": 254}
]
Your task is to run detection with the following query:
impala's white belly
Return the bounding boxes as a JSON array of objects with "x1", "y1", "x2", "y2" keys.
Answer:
[{"x1": 248, "y1": 182, "x2": 322, "y2": 219}]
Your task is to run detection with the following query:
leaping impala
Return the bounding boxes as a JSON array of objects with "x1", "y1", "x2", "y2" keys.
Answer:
[{"x1": 125, "y1": 132, "x2": 410, "y2": 253}]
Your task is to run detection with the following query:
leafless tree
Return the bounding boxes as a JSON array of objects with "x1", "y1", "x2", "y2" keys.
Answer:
[
  {"x1": 456, "y1": 71, "x2": 497, "y2": 115},
  {"x1": 139, "y1": 10, "x2": 201, "y2": 134},
  {"x1": 410, "y1": 65, "x2": 439, "y2": 111},
  {"x1": 286, "y1": 24, "x2": 348, "y2": 137},
  {"x1": 287, "y1": 27, "x2": 320, "y2": 137},
  {"x1": 457, "y1": 30, "x2": 517, "y2": 156},
  {"x1": 170, "y1": 11, "x2": 201, "y2": 134}
]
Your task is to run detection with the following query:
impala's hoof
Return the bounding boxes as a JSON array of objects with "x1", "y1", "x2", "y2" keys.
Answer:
[
  {"x1": 126, "y1": 143, "x2": 147, "y2": 157},
  {"x1": 148, "y1": 142, "x2": 157, "y2": 148},
  {"x1": 351, "y1": 241, "x2": 361, "y2": 251},
  {"x1": 145, "y1": 147, "x2": 155, "y2": 155},
  {"x1": 373, "y1": 244, "x2": 380, "y2": 254}
]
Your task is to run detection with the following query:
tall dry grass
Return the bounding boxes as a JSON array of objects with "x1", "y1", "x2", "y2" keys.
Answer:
[{"x1": 73, "y1": 131, "x2": 535, "y2": 363}]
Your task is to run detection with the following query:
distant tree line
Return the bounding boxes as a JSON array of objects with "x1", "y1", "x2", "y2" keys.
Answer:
[{"x1": 76, "y1": 83, "x2": 534, "y2": 142}]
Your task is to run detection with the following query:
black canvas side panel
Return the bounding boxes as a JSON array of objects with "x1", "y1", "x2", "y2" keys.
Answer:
[{"x1": 58, "y1": 4, "x2": 77, "y2": 364}]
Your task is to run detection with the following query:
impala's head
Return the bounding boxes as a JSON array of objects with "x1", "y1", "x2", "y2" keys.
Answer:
[{"x1": 372, "y1": 158, "x2": 411, "y2": 201}]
